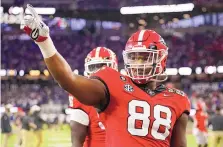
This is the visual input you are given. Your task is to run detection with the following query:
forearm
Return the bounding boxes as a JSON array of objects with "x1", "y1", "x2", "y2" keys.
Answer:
[
  {"x1": 37, "y1": 39, "x2": 104, "y2": 106},
  {"x1": 22, "y1": 5, "x2": 107, "y2": 107},
  {"x1": 44, "y1": 53, "x2": 74, "y2": 90},
  {"x1": 71, "y1": 137, "x2": 84, "y2": 147},
  {"x1": 36, "y1": 38, "x2": 76, "y2": 94}
]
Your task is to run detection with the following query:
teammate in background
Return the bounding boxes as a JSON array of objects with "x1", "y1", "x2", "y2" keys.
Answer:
[
  {"x1": 14, "y1": 107, "x2": 24, "y2": 147},
  {"x1": 1, "y1": 104, "x2": 12, "y2": 147},
  {"x1": 193, "y1": 99, "x2": 208, "y2": 147},
  {"x1": 21, "y1": 108, "x2": 37, "y2": 147},
  {"x1": 209, "y1": 106, "x2": 223, "y2": 147},
  {"x1": 22, "y1": 5, "x2": 190, "y2": 147},
  {"x1": 30, "y1": 105, "x2": 44, "y2": 147},
  {"x1": 52, "y1": 116, "x2": 59, "y2": 131},
  {"x1": 69, "y1": 47, "x2": 118, "y2": 147}
]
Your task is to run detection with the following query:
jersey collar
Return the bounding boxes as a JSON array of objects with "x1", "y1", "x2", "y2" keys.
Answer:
[
  {"x1": 142, "y1": 84, "x2": 166, "y2": 96},
  {"x1": 130, "y1": 79, "x2": 166, "y2": 96}
]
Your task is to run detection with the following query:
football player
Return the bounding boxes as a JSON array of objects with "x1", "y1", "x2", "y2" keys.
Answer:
[
  {"x1": 193, "y1": 99, "x2": 208, "y2": 147},
  {"x1": 22, "y1": 4, "x2": 190, "y2": 147},
  {"x1": 69, "y1": 47, "x2": 118, "y2": 147}
]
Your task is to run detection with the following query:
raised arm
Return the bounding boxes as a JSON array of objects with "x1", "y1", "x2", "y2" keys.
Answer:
[
  {"x1": 22, "y1": 4, "x2": 106, "y2": 106},
  {"x1": 44, "y1": 52, "x2": 106, "y2": 106}
]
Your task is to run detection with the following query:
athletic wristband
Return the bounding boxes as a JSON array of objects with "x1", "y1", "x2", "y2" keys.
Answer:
[{"x1": 36, "y1": 37, "x2": 57, "y2": 58}]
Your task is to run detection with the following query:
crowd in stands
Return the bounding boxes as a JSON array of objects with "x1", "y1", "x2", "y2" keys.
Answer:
[
  {"x1": 2, "y1": 31, "x2": 223, "y2": 73},
  {"x1": 166, "y1": 31, "x2": 223, "y2": 68},
  {"x1": 1, "y1": 81, "x2": 69, "y2": 110}
]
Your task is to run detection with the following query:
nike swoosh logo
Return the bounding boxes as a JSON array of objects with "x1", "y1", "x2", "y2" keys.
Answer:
[{"x1": 164, "y1": 94, "x2": 171, "y2": 97}]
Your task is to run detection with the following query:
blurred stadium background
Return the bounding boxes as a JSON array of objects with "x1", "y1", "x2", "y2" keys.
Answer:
[{"x1": 1, "y1": 0, "x2": 223, "y2": 147}]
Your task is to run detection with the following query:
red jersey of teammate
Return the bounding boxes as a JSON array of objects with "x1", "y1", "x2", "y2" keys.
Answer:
[
  {"x1": 194, "y1": 111, "x2": 208, "y2": 132},
  {"x1": 194, "y1": 102, "x2": 208, "y2": 132},
  {"x1": 91, "y1": 67, "x2": 190, "y2": 147},
  {"x1": 69, "y1": 94, "x2": 105, "y2": 147}
]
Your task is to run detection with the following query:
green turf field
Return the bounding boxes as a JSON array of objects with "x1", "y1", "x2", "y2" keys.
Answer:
[
  {"x1": 1, "y1": 125, "x2": 72, "y2": 147},
  {"x1": 0, "y1": 125, "x2": 214, "y2": 147}
]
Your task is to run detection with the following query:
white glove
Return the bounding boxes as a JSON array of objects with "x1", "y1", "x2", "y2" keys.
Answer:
[
  {"x1": 21, "y1": 4, "x2": 57, "y2": 58},
  {"x1": 21, "y1": 4, "x2": 49, "y2": 42}
]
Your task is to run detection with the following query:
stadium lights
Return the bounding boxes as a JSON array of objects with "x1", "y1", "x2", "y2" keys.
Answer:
[
  {"x1": 29, "y1": 70, "x2": 40, "y2": 76},
  {"x1": 195, "y1": 67, "x2": 202, "y2": 74},
  {"x1": 0, "y1": 6, "x2": 3, "y2": 14},
  {"x1": 43, "y1": 69, "x2": 50, "y2": 76},
  {"x1": 1, "y1": 65, "x2": 223, "y2": 78},
  {"x1": 205, "y1": 66, "x2": 216, "y2": 74},
  {"x1": 7, "y1": 69, "x2": 17, "y2": 76},
  {"x1": 110, "y1": 36, "x2": 121, "y2": 41},
  {"x1": 217, "y1": 66, "x2": 223, "y2": 73},
  {"x1": 120, "y1": 3, "x2": 194, "y2": 15},
  {"x1": 25, "y1": 7, "x2": 56, "y2": 15},
  {"x1": 19, "y1": 70, "x2": 25, "y2": 76},
  {"x1": 165, "y1": 68, "x2": 178, "y2": 75},
  {"x1": 9, "y1": 6, "x2": 24, "y2": 15},
  {"x1": 0, "y1": 69, "x2": 7, "y2": 76},
  {"x1": 178, "y1": 67, "x2": 192, "y2": 75}
]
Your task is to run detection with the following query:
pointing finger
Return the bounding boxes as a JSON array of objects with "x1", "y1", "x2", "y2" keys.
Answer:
[{"x1": 27, "y1": 4, "x2": 38, "y2": 18}]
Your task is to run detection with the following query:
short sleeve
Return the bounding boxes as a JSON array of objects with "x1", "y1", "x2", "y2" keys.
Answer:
[
  {"x1": 69, "y1": 109, "x2": 90, "y2": 126},
  {"x1": 69, "y1": 94, "x2": 86, "y2": 109},
  {"x1": 68, "y1": 94, "x2": 91, "y2": 125},
  {"x1": 90, "y1": 67, "x2": 115, "y2": 112},
  {"x1": 180, "y1": 95, "x2": 191, "y2": 115}
]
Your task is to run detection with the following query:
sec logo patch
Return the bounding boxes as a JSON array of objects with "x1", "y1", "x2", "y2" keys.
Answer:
[{"x1": 124, "y1": 84, "x2": 134, "y2": 92}]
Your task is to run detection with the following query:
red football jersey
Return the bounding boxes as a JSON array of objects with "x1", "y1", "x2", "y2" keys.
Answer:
[
  {"x1": 91, "y1": 67, "x2": 190, "y2": 147},
  {"x1": 194, "y1": 111, "x2": 208, "y2": 132},
  {"x1": 69, "y1": 94, "x2": 105, "y2": 147}
]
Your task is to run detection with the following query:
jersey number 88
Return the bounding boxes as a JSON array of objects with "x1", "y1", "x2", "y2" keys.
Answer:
[{"x1": 128, "y1": 100, "x2": 172, "y2": 140}]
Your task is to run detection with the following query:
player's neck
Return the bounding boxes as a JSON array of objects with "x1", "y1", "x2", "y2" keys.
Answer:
[
  {"x1": 146, "y1": 82, "x2": 157, "y2": 90},
  {"x1": 133, "y1": 81, "x2": 157, "y2": 91}
]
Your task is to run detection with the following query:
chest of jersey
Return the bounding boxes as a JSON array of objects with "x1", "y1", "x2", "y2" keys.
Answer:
[
  {"x1": 194, "y1": 112, "x2": 208, "y2": 131},
  {"x1": 104, "y1": 81, "x2": 181, "y2": 144}
]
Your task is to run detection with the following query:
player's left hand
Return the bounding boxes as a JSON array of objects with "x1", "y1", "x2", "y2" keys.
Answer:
[{"x1": 21, "y1": 4, "x2": 49, "y2": 42}]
